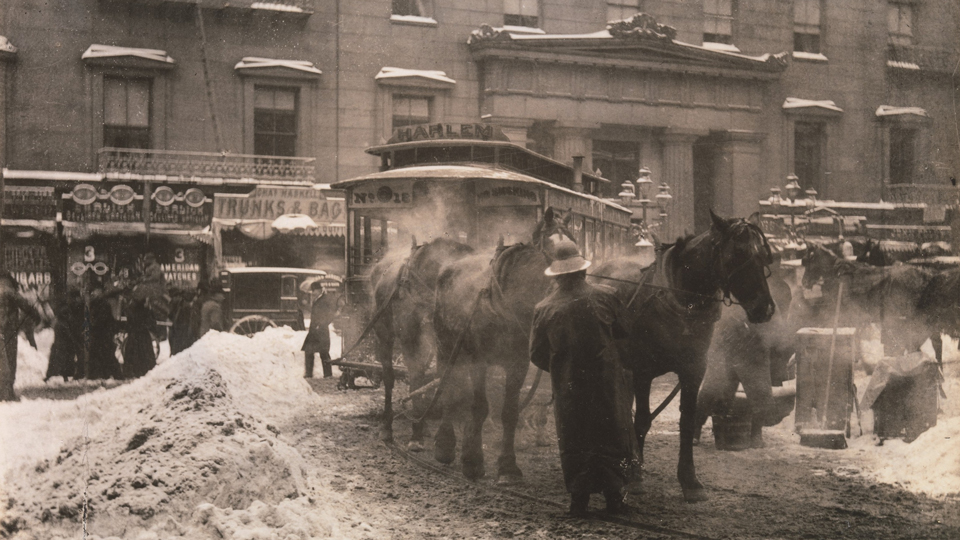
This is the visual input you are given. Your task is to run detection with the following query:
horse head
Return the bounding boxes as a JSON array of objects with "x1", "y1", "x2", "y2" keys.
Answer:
[
  {"x1": 711, "y1": 210, "x2": 776, "y2": 323},
  {"x1": 532, "y1": 207, "x2": 577, "y2": 261},
  {"x1": 801, "y1": 243, "x2": 839, "y2": 289}
]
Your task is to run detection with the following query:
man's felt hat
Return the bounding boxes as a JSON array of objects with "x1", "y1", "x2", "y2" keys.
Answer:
[{"x1": 544, "y1": 239, "x2": 591, "y2": 276}]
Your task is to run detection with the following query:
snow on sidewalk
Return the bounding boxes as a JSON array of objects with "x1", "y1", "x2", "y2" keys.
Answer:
[{"x1": 0, "y1": 327, "x2": 375, "y2": 540}]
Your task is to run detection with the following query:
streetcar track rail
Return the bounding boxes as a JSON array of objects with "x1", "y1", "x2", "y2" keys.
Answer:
[{"x1": 386, "y1": 441, "x2": 719, "y2": 540}]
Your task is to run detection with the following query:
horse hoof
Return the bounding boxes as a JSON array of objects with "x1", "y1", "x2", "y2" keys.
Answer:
[
  {"x1": 434, "y1": 443, "x2": 455, "y2": 465},
  {"x1": 406, "y1": 440, "x2": 424, "y2": 452},
  {"x1": 496, "y1": 473, "x2": 523, "y2": 486},
  {"x1": 682, "y1": 487, "x2": 708, "y2": 503},
  {"x1": 462, "y1": 460, "x2": 485, "y2": 481},
  {"x1": 625, "y1": 480, "x2": 643, "y2": 495},
  {"x1": 380, "y1": 428, "x2": 394, "y2": 443},
  {"x1": 692, "y1": 438, "x2": 700, "y2": 447}
]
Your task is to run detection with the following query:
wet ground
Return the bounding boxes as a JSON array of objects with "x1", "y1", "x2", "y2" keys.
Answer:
[{"x1": 296, "y1": 373, "x2": 960, "y2": 540}]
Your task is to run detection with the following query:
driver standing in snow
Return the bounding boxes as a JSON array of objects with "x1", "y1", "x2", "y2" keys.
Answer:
[
  {"x1": 529, "y1": 240, "x2": 635, "y2": 516},
  {"x1": 301, "y1": 281, "x2": 337, "y2": 379}
]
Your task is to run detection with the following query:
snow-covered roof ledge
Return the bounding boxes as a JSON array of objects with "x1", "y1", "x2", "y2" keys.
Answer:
[
  {"x1": 234, "y1": 57, "x2": 322, "y2": 79},
  {"x1": 250, "y1": 2, "x2": 304, "y2": 13},
  {"x1": 702, "y1": 42, "x2": 740, "y2": 53},
  {"x1": 876, "y1": 105, "x2": 928, "y2": 118},
  {"x1": 82, "y1": 44, "x2": 175, "y2": 65},
  {"x1": 792, "y1": 51, "x2": 828, "y2": 63},
  {"x1": 390, "y1": 14, "x2": 439, "y2": 27},
  {"x1": 782, "y1": 97, "x2": 843, "y2": 114},
  {"x1": 887, "y1": 60, "x2": 920, "y2": 70},
  {"x1": 0, "y1": 36, "x2": 16, "y2": 62},
  {"x1": 375, "y1": 67, "x2": 456, "y2": 89}
]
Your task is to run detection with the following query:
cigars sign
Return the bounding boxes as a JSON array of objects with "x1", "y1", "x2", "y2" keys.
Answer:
[{"x1": 213, "y1": 187, "x2": 345, "y2": 224}]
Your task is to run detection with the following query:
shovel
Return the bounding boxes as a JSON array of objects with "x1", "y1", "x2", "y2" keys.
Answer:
[{"x1": 799, "y1": 278, "x2": 848, "y2": 449}]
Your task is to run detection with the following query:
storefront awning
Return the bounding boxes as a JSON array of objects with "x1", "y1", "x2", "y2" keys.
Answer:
[
  {"x1": 0, "y1": 219, "x2": 57, "y2": 234},
  {"x1": 212, "y1": 217, "x2": 346, "y2": 239}
]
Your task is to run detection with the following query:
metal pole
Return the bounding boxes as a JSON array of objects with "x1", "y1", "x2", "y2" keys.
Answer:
[{"x1": 0, "y1": 169, "x2": 5, "y2": 268}]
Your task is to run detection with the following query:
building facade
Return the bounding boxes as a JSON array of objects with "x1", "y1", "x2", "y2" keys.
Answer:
[
  {"x1": 1, "y1": 0, "x2": 345, "y2": 299},
  {"x1": 1, "y1": 0, "x2": 958, "y2": 291}
]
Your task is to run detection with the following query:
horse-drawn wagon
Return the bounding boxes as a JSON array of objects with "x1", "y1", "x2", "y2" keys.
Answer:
[{"x1": 218, "y1": 267, "x2": 331, "y2": 336}]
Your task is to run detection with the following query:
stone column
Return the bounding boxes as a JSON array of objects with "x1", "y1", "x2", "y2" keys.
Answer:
[
  {"x1": 717, "y1": 130, "x2": 765, "y2": 219},
  {"x1": 553, "y1": 127, "x2": 590, "y2": 170},
  {"x1": 660, "y1": 130, "x2": 703, "y2": 240}
]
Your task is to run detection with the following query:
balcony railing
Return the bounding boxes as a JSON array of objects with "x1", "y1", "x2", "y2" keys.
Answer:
[
  {"x1": 98, "y1": 148, "x2": 316, "y2": 183},
  {"x1": 884, "y1": 183, "x2": 960, "y2": 206},
  {"x1": 128, "y1": 0, "x2": 313, "y2": 15}
]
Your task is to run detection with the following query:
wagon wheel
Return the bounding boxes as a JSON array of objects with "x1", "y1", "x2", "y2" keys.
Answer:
[{"x1": 230, "y1": 315, "x2": 278, "y2": 337}]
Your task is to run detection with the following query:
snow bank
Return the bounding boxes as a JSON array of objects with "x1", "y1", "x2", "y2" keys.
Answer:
[
  {"x1": 0, "y1": 327, "x2": 369, "y2": 539},
  {"x1": 764, "y1": 335, "x2": 960, "y2": 498}
]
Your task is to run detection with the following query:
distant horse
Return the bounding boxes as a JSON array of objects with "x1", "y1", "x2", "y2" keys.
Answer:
[
  {"x1": 918, "y1": 267, "x2": 960, "y2": 365},
  {"x1": 369, "y1": 237, "x2": 475, "y2": 449},
  {"x1": 591, "y1": 211, "x2": 776, "y2": 502},
  {"x1": 801, "y1": 244, "x2": 935, "y2": 357},
  {"x1": 432, "y1": 207, "x2": 574, "y2": 483}
]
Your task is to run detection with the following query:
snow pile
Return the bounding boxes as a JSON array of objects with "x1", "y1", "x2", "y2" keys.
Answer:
[
  {"x1": 0, "y1": 327, "x2": 368, "y2": 539},
  {"x1": 765, "y1": 335, "x2": 960, "y2": 498}
]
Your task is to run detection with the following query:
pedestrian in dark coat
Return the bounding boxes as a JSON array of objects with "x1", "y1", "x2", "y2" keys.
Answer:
[
  {"x1": 168, "y1": 288, "x2": 196, "y2": 356},
  {"x1": 301, "y1": 282, "x2": 337, "y2": 378},
  {"x1": 85, "y1": 286, "x2": 123, "y2": 380},
  {"x1": 529, "y1": 240, "x2": 634, "y2": 515},
  {"x1": 45, "y1": 289, "x2": 83, "y2": 381},
  {"x1": 121, "y1": 298, "x2": 157, "y2": 379},
  {"x1": 198, "y1": 285, "x2": 227, "y2": 337},
  {"x1": 0, "y1": 272, "x2": 42, "y2": 401}
]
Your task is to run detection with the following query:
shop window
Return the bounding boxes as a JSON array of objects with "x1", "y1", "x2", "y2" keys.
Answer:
[
  {"x1": 794, "y1": 121, "x2": 825, "y2": 193},
  {"x1": 254, "y1": 86, "x2": 298, "y2": 157},
  {"x1": 392, "y1": 95, "x2": 432, "y2": 130},
  {"x1": 703, "y1": 0, "x2": 734, "y2": 45},
  {"x1": 504, "y1": 0, "x2": 539, "y2": 28},
  {"x1": 887, "y1": 3, "x2": 913, "y2": 46},
  {"x1": 393, "y1": 0, "x2": 427, "y2": 17},
  {"x1": 607, "y1": 0, "x2": 641, "y2": 22},
  {"x1": 103, "y1": 77, "x2": 151, "y2": 149},
  {"x1": 793, "y1": 0, "x2": 821, "y2": 54},
  {"x1": 889, "y1": 126, "x2": 917, "y2": 184},
  {"x1": 592, "y1": 140, "x2": 639, "y2": 198}
]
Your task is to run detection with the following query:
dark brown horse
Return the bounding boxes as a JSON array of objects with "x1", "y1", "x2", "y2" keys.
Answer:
[
  {"x1": 370, "y1": 237, "x2": 475, "y2": 449},
  {"x1": 591, "y1": 211, "x2": 776, "y2": 502},
  {"x1": 801, "y1": 243, "x2": 938, "y2": 360},
  {"x1": 432, "y1": 207, "x2": 574, "y2": 483}
]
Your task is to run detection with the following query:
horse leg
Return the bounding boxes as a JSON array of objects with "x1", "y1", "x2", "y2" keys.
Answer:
[
  {"x1": 632, "y1": 374, "x2": 653, "y2": 486},
  {"x1": 375, "y1": 327, "x2": 396, "y2": 443},
  {"x1": 433, "y1": 362, "x2": 459, "y2": 465},
  {"x1": 461, "y1": 361, "x2": 489, "y2": 481},
  {"x1": 399, "y1": 319, "x2": 429, "y2": 451},
  {"x1": 496, "y1": 359, "x2": 528, "y2": 485},
  {"x1": 678, "y1": 373, "x2": 707, "y2": 502}
]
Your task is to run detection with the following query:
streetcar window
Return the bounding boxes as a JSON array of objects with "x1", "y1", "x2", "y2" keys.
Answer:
[{"x1": 232, "y1": 274, "x2": 281, "y2": 310}]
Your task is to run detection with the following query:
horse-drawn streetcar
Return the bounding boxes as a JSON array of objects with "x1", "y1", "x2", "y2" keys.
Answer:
[{"x1": 331, "y1": 123, "x2": 634, "y2": 304}]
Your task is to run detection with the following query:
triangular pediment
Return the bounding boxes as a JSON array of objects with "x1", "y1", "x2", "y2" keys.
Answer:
[{"x1": 468, "y1": 14, "x2": 787, "y2": 77}]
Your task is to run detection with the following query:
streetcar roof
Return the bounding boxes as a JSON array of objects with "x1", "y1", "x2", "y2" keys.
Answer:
[
  {"x1": 221, "y1": 267, "x2": 327, "y2": 276},
  {"x1": 330, "y1": 164, "x2": 631, "y2": 214},
  {"x1": 356, "y1": 139, "x2": 609, "y2": 186}
]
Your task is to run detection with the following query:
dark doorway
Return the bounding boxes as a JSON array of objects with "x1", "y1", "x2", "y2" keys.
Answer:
[{"x1": 794, "y1": 121, "x2": 825, "y2": 194}]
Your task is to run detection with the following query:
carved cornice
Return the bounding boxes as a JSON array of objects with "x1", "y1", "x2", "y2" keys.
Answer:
[
  {"x1": 606, "y1": 13, "x2": 677, "y2": 42},
  {"x1": 468, "y1": 24, "x2": 512, "y2": 45}
]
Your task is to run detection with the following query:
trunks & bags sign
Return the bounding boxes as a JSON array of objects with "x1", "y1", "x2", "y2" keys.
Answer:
[
  {"x1": 214, "y1": 187, "x2": 346, "y2": 232},
  {"x1": 62, "y1": 183, "x2": 210, "y2": 225}
]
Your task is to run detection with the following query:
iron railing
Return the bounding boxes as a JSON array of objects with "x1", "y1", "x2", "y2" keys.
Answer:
[
  {"x1": 125, "y1": 0, "x2": 313, "y2": 14},
  {"x1": 98, "y1": 148, "x2": 316, "y2": 183}
]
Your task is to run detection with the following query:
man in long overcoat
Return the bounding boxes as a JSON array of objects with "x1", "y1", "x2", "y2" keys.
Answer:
[
  {"x1": 529, "y1": 240, "x2": 634, "y2": 515},
  {"x1": 301, "y1": 282, "x2": 337, "y2": 378},
  {"x1": 0, "y1": 272, "x2": 42, "y2": 400}
]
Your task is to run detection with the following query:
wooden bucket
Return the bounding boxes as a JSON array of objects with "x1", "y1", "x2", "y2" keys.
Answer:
[{"x1": 712, "y1": 414, "x2": 752, "y2": 451}]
